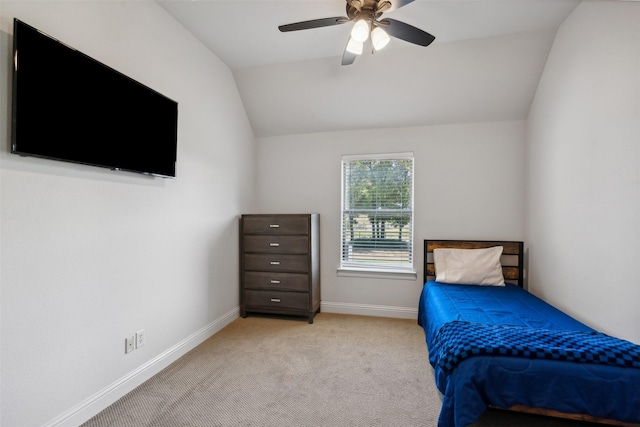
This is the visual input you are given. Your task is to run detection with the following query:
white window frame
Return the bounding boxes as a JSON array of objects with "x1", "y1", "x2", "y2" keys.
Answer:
[{"x1": 338, "y1": 152, "x2": 416, "y2": 280}]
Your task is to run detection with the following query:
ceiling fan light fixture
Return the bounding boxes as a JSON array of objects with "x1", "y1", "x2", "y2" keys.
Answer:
[
  {"x1": 346, "y1": 38, "x2": 364, "y2": 55},
  {"x1": 350, "y1": 19, "x2": 370, "y2": 43},
  {"x1": 371, "y1": 26, "x2": 390, "y2": 50}
]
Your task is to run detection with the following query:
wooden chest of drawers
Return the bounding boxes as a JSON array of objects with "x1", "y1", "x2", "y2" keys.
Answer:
[{"x1": 240, "y1": 214, "x2": 320, "y2": 323}]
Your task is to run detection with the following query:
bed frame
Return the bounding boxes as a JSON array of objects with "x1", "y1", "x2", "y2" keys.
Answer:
[
  {"x1": 423, "y1": 239, "x2": 639, "y2": 427},
  {"x1": 424, "y1": 239, "x2": 524, "y2": 287}
]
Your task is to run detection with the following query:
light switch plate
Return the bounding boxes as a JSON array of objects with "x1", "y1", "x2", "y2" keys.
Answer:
[{"x1": 136, "y1": 330, "x2": 145, "y2": 349}]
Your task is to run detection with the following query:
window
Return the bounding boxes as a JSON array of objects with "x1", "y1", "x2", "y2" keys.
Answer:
[{"x1": 340, "y1": 152, "x2": 414, "y2": 274}]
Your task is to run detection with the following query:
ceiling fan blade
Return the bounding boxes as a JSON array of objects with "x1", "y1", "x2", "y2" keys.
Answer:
[
  {"x1": 379, "y1": 18, "x2": 435, "y2": 47},
  {"x1": 278, "y1": 17, "x2": 349, "y2": 32},
  {"x1": 342, "y1": 47, "x2": 358, "y2": 66}
]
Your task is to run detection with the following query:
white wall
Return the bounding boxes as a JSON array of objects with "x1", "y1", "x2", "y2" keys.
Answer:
[
  {"x1": 0, "y1": 1, "x2": 255, "y2": 425},
  {"x1": 255, "y1": 121, "x2": 526, "y2": 315},
  {"x1": 526, "y1": 1, "x2": 640, "y2": 344}
]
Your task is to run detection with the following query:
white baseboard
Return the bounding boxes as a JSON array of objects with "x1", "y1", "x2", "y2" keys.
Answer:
[
  {"x1": 44, "y1": 307, "x2": 239, "y2": 427},
  {"x1": 321, "y1": 301, "x2": 418, "y2": 319}
]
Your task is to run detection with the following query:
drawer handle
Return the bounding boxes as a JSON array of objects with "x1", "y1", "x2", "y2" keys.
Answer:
[
  {"x1": 270, "y1": 298, "x2": 281, "y2": 303},
  {"x1": 270, "y1": 261, "x2": 280, "y2": 265},
  {"x1": 269, "y1": 224, "x2": 280, "y2": 228},
  {"x1": 270, "y1": 280, "x2": 281, "y2": 284},
  {"x1": 269, "y1": 243, "x2": 280, "y2": 247}
]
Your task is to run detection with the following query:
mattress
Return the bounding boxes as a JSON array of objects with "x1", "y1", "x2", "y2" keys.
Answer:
[{"x1": 418, "y1": 280, "x2": 640, "y2": 427}]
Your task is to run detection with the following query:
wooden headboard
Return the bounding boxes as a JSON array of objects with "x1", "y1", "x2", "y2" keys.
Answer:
[{"x1": 423, "y1": 240, "x2": 524, "y2": 287}]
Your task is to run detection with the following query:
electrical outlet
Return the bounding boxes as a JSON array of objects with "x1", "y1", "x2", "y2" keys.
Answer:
[
  {"x1": 136, "y1": 329, "x2": 145, "y2": 349},
  {"x1": 125, "y1": 335, "x2": 135, "y2": 354}
]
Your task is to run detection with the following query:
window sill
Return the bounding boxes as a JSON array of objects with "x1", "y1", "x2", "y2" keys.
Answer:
[{"x1": 336, "y1": 267, "x2": 417, "y2": 281}]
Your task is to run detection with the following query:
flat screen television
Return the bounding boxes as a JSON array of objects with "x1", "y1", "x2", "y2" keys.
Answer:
[{"x1": 11, "y1": 19, "x2": 178, "y2": 178}]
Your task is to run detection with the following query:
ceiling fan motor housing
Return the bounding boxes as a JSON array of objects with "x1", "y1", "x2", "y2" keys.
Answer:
[{"x1": 347, "y1": 0, "x2": 391, "y2": 21}]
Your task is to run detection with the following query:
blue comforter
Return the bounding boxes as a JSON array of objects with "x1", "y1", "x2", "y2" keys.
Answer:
[
  {"x1": 418, "y1": 281, "x2": 640, "y2": 427},
  {"x1": 434, "y1": 321, "x2": 640, "y2": 374}
]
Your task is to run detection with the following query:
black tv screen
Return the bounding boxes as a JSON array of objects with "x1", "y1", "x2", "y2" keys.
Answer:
[{"x1": 11, "y1": 19, "x2": 178, "y2": 178}]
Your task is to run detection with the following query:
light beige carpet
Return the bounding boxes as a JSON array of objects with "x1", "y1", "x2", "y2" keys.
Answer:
[{"x1": 83, "y1": 313, "x2": 596, "y2": 427}]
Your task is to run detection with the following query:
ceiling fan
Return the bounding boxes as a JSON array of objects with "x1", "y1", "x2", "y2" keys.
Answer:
[{"x1": 278, "y1": 0, "x2": 435, "y2": 66}]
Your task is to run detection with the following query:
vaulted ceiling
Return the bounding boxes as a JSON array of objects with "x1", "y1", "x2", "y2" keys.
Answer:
[{"x1": 158, "y1": 0, "x2": 581, "y2": 137}]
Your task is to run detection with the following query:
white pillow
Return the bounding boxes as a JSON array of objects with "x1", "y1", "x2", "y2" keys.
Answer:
[{"x1": 433, "y1": 246, "x2": 505, "y2": 286}]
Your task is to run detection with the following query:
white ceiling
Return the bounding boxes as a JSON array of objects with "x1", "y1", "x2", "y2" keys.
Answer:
[{"x1": 157, "y1": 0, "x2": 581, "y2": 137}]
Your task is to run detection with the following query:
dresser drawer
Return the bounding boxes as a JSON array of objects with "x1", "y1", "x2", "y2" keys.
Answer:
[
  {"x1": 244, "y1": 272, "x2": 309, "y2": 292},
  {"x1": 244, "y1": 290, "x2": 309, "y2": 311},
  {"x1": 243, "y1": 235, "x2": 309, "y2": 254},
  {"x1": 244, "y1": 254, "x2": 309, "y2": 273},
  {"x1": 242, "y1": 216, "x2": 309, "y2": 235}
]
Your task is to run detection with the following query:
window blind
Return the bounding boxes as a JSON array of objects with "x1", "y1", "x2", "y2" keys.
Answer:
[{"x1": 341, "y1": 153, "x2": 414, "y2": 271}]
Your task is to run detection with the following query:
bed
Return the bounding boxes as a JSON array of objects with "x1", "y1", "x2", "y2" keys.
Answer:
[{"x1": 418, "y1": 239, "x2": 640, "y2": 427}]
